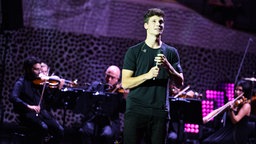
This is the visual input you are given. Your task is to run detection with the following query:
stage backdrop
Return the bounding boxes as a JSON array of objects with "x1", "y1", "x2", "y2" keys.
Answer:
[{"x1": 1, "y1": 0, "x2": 256, "y2": 128}]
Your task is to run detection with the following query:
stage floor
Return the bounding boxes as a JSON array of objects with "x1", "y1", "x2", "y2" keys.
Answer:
[{"x1": 0, "y1": 122, "x2": 82, "y2": 144}]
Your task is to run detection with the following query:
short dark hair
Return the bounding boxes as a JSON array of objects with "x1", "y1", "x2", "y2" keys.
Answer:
[
  {"x1": 23, "y1": 56, "x2": 41, "y2": 72},
  {"x1": 144, "y1": 8, "x2": 165, "y2": 23}
]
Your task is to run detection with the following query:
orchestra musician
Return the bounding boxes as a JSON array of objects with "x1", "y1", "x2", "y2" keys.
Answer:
[
  {"x1": 9, "y1": 56, "x2": 64, "y2": 143},
  {"x1": 40, "y1": 62, "x2": 49, "y2": 76},
  {"x1": 202, "y1": 80, "x2": 252, "y2": 144},
  {"x1": 79, "y1": 65, "x2": 127, "y2": 144},
  {"x1": 40, "y1": 62, "x2": 76, "y2": 90},
  {"x1": 39, "y1": 62, "x2": 67, "y2": 110}
]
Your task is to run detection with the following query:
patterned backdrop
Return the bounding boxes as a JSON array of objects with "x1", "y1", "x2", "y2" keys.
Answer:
[{"x1": 1, "y1": 27, "x2": 256, "y2": 128}]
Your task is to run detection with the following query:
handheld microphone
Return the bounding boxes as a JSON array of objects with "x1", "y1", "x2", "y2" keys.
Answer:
[
  {"x1": 153, "y1": 63, "x2": 158, "y2": 80},
  {"x1": 153, "y1": 49, "x2": 163, "y2": 80}
]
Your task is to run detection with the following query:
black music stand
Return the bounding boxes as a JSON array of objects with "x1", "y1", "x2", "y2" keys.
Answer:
[
  {"x1": 74, "y1": 91, "x2": 122, "y2": 143},
  {"x1": 58, "y1": 88, "x2": 85, "y2": 126},
  {"x1": 74, "y1": 91, "x2": 121, "y2": 117},
  {"x1": 169, "y1": 97, "x2": 202, "y2": 143}
]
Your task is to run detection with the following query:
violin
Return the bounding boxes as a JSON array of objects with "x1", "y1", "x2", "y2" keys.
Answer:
[
  {"x1": 33, "y1": 74, "x2": 78, "y2": 89},
  {"x1": 62, "y1": 79, "x2": 78, "y2": 88},
  {"x1": 116, "y1": 87, "x2": 126, "y2": 94},
  {"x1": 110, "y1": 83, "x2": 129, "y2": 95},
  {"x1": 233, "y1": 96, "x2": 248, "y2": 108},
  {"x1": 33, "y1": 75, "x2": 59, "y2": 88}
]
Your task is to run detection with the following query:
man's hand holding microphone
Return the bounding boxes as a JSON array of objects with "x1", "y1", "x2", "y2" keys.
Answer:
[{"x1": 152, "y1": 53, "x2": 165, "y2": 80}]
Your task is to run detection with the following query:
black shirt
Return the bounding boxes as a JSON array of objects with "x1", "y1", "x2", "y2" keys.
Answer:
[{"x1": 123, "y1": 42, "x2": 182, "y2": 118}]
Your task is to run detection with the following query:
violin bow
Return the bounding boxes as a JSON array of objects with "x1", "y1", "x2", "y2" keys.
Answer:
[
  {"x1": 174, "y1": 85, "x2": 190, "y2": 98},
  {"x1": 205, "y1": 93, "x2": 244, "y2": 123},
  {"x1": 36, "y1": 68, "x2": 50, "y2": 116}
]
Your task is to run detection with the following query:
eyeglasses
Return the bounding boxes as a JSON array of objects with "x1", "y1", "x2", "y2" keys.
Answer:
[{"x1": 105, "y1": 74, "x2": 118, "y2": 80}]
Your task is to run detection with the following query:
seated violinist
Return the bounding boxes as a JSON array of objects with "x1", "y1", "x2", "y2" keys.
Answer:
[
  {"x1": 39, "y1": 62, "x2": 77, "y2": 90},
  {"x1": 40, "y1": 62, "x2": 49, "y2": 76},
  {"x1": 9, "y1": 56, "x2": 64, "y2": 143},
  {"x1": 79, "y1": 65, "x2": 127, "y2": 144},
  {"x1": 202, "y1": 80, "x2": 251, "y2": 144}
]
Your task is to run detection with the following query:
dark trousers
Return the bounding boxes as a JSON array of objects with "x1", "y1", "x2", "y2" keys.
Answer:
[
  {"x1": 123, "y1": 112, "x2": 168, "y2": 144},
  {"x1": 19, "y1": 109, "x2": 64, "y2": 143},
  {"x1": 80, "y1": 121, "x2": 115, "y2": 144}
]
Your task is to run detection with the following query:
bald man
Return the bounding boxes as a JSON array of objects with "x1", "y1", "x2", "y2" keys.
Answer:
[
  {"x1": 80, "y1": 65, "x2": 126, "y2": 144},
  {"x1": 105, "y1": 65, "x2": 121, "y2": 91}
]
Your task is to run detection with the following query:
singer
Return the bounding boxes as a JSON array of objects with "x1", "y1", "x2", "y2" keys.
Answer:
[{"x1": 121, "y1": 8, "x2": 184, "y2": 144}]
